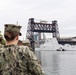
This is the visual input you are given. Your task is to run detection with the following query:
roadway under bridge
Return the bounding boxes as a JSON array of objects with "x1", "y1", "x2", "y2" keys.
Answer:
[{"x1": 58, "y1": 38, "x2": 76, "y2": 45}]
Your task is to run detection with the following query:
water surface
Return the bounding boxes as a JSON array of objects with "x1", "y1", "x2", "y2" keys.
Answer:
[{"x1": 36, "y1": 50, "x2": 76, "y2": 75}]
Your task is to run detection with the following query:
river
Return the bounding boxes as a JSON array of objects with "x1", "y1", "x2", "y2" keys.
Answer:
[{"x1": 35, "y1": 50, "x2": 76, "y2": 75}]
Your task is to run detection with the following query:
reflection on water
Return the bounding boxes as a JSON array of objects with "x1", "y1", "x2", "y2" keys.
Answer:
[{"x1": 36, "y1": 50, "x2": 76, "y2": 75}]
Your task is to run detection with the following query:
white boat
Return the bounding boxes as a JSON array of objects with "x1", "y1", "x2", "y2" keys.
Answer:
[{"x1": 35, "y1": 38, "x2": 76, "y2": 51}]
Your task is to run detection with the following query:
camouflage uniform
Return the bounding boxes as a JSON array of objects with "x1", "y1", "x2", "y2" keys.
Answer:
[
  {"x1": 0, "y1": 24, "x2": 44, "y2": 75},
  {"x1": 0, "y1": 45, "x2": 44, "y2": 75}
]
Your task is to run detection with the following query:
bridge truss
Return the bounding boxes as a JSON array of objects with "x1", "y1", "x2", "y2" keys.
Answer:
[{"x1": 26, "y1": 18, "x2": 60, "y2": 52}]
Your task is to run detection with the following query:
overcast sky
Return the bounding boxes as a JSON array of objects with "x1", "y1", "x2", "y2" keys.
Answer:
[{"x1": 0, "y1": 0, "x2": 76, "y2": 40}]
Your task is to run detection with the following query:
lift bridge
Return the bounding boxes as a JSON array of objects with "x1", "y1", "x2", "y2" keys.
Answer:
[
  {"x1": 26, "y1": 18, "x2": 76, "y2": 52},
  {"x1": 26, "y1": 18, "x2": 60, "y2": 52}
]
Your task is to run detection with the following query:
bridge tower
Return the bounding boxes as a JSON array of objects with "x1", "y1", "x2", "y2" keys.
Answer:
[{"x1": 52, "y1": 20, "x2": 60, "y2": 38}]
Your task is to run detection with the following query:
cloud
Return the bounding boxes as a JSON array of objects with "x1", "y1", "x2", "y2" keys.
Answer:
[{"x1": 0, "y1": 0, "x2": 76, "y2": 40}]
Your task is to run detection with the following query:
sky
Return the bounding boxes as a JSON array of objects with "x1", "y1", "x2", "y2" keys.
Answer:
[{"x1": 0, "y1": 0, "x2": 76, "y2": 40}]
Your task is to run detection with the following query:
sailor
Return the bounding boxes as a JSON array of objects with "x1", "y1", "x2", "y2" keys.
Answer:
[
  {"x1": 23, "y1": 39, "x2": 34, "y2": 51},
  {"x1": 0, "y1": 35, "x2": 3, "y2": 44},
  {"x1": 0, "y1": 24, "x2": 44, "y2": 75},
  {"x1": 0, "y1": 34, "x2": 5, "y2": 48}
]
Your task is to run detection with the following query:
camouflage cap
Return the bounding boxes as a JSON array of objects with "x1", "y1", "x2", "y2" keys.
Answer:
[
  {"x1": 23, "y1": 39, "x2": 30, "y2": 44},
  {"x1": 4, "y1": 24, "x2": 22, "y2": 36}
]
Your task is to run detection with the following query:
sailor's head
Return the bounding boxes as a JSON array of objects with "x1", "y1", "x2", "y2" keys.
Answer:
[
  {"x1": 23, "y1": 39, "x2": 30, "y2": 46},
  {"x1": 0, "y1": 35, "x2": 3, "y2": 39},
  {"x1": 0, "y1": 35, "x2": 3, "y2": 43}
]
